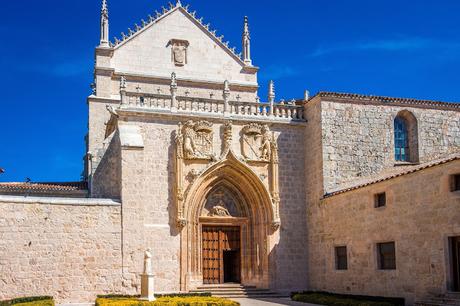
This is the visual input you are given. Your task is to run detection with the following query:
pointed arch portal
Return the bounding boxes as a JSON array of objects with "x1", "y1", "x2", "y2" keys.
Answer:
[{"x1": 179, "y1": 152, "x2": 278, "y2": 290}]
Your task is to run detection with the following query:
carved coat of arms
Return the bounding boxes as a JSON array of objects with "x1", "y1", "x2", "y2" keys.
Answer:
[
  {"x1": 178, "y1": 120, "x2": 214, "y2": 160},
  {"x1": 241, "y1": 124, "x2": 272, "y2": 162},
  {"x1": 169, "y1": 39, "x2": 189, "y2": 66}
]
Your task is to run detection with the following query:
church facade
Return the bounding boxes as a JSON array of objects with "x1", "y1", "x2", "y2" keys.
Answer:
[{"x1": 1, "y1": 1, "x2": 460, "y2": 305}]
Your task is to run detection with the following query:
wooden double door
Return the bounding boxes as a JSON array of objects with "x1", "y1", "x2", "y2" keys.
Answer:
[
  {"x1": 452, "y1": 236, "x2": 460, "y2": 292},
  {"x1": 202, "y1": 226, "x2": 241, "y2": 284}
]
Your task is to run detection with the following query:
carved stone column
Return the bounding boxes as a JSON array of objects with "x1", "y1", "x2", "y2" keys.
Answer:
[
  {"x1": 270, "y1": 132, "x2": 280, "y2": 230},
  {"x1": 175, "y1": 123, "x2": 186, "y2": 227}
]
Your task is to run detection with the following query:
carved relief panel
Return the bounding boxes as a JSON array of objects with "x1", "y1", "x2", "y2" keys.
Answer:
[
  {"x1": 177, "y1": 120, "x2": 215, "y2": 160},
  {"x1": 241, "y1": 123, "x2": 275, "y2": 162},
  {"x1": 168, "y1": 39, "x2": 189, "y2": 66}
]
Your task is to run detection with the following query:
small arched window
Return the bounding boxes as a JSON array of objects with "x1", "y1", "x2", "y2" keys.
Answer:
[
  {"x1": 394, "y1": 111, "x2": 419, "y2": 163},
  {"x1": 394, "y1": 117, "x2": 409, "y2": 161}
]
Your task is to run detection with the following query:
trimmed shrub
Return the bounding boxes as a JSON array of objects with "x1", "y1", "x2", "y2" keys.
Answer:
[
  {"x1": 96, "y1": 297, "x2": 238, "y2": 306},
  {"x1": 97, "y1": 293, "x2": 212, "y2": 299},
  {"x1": 291, "y1": 291, "x2": 404, "y2": 306},
  {"x1": 0, "y1": 297, "x2": 54, "y2": 306}
]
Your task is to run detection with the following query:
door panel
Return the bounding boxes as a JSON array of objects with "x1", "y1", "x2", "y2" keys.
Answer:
[
  {"x1": 202, "y1": 226, "x2": 241, "y2": 284},
  {"x1": 453, "y1": 237, "x2": 460, "y2": 292}
]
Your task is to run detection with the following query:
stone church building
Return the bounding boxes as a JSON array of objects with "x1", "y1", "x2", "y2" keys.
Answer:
[{"x1": 1, "y1": 1, "x2": 460, "y2": 305}]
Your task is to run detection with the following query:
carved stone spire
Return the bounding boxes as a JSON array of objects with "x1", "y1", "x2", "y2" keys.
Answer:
[
  {"x1": 100, "y1": 0, "x2": 110, "y2": 47},
  {"x1": 176, "y1": 0, "x2": 182, "y2": 7},
  {"x1": 242, "y1": 16, "x2": 252, "y2": 66},
  {"x1": 268, "y1": 80, "x2": 275, "y2": 102},
  {"x1": 268, "y1": 80, "x2": 275, "y2": 116}
]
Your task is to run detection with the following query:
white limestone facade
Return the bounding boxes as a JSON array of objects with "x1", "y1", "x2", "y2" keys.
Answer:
[{"x1": 1, "y1": 1, "x2": 460, "y2": 305}]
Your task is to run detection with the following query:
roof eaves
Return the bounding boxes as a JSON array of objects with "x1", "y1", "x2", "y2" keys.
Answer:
[
  {"x1": 309, "y1": 91, "x2": 460, "y2": 110},
  {"x1": 323, "y1": 153, "x2": 460, "y2": 198}
]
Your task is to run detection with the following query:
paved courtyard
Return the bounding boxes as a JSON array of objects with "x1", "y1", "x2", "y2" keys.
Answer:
[{"x1": 232, "y1": 298, "x2": 319, "y2": 306}]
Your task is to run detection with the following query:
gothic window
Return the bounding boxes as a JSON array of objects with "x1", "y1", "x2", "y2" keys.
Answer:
[
  {"x1": 394, "y1": 111, "x2": 419, "y2": 163},
  {"x1": 394, "y1": 117, "x2": 409, "y2": 161}
]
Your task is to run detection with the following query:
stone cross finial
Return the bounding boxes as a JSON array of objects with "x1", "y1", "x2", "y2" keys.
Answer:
[
  {"x1": 242, "y1": 16, "x2": 252, "y2": 66},
  {"x1": 99, "y1": 0, "x2": 110, "y2": 47}
]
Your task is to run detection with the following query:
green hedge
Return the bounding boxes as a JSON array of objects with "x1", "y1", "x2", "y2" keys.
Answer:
[
  {"x1": 96, "y1": 297, "x2": 238, "y2": 306},
  {"x1": 291, "y1": 291, "x2": 404, "y2": 306},
  {"x1": 0, "y1": 297, "x2": 54, "y2": 306},
  {"x1": 97, "y1": 293, "x2": 212, "y2": 299}
]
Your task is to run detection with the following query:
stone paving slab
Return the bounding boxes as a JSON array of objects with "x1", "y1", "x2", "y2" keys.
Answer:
[{"x1": 231, "y1": 297, "x2": 320, "y2": 306}]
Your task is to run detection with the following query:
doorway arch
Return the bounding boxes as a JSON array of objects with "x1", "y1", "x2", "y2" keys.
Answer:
[{"x1": 179, "y1": 151, "x2": 277, "y2": 290}]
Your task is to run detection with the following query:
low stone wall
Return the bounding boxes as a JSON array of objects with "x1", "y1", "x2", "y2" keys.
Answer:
[
  {"x1": 307, "y1": 160, "x2": 460, "y2": 305},
  {"x1": 0, "y1": 196, "x2": 123, "y2": 303}
]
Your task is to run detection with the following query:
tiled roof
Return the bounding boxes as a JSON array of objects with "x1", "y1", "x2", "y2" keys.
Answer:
[
  {"x1": 310, "y1": 91, "x2": 460, "y2": 110},
  {"x1": 0, "y1": 181, "x2": 88, "y2": 193},
  {"x1": 324, "y1": 153, "x2": 460, "y2": 198}
]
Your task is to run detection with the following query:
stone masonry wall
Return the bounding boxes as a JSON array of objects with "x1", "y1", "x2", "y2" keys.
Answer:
[
  {"x1": 92, "y1": 133, "x2": 121, "y2": 199},
  {"x1": 0, "y1": 197, "x2": 122, "y2": 303},
  {"x1": 320, "y1": 100, "x2": 460, "y2": 192},
  {"x1": 116, "y1": 114, "x2": 308, "y2": 293},
  {"x1": 307, "y1": 160, "x2": 460, "y2": 305}
]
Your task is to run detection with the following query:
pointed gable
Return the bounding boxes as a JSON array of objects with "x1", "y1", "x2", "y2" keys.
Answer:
[{"x1": 110, "y1": 5, "x2": 257, "y2": 86}]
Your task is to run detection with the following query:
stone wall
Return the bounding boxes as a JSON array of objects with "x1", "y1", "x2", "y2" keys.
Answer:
[
  {"x1": 92, "y1": 133, "x2": 121, "y2": 199},
  {"x1": 319, "y1": 99, "x2": 460, "y2": 192},
  {"x1": 115, "y1": 114, "x2": 308, "y2": 293},
  {"x1": 0, "y1": 196, "x2": 122, "y2": 303},
  {"x1": 307, "y1": 159, "x2": 460, "y2": 305}
]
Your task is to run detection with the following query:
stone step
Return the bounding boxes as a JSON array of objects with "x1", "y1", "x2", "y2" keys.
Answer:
[
  {"x1": 190, "y1": 284, "x2": 287, "y2": 299},
  {"x1": 415, "y1": 298, "x2": 460, "y2": 306},
  {"x1": 446, "y1": 293, "x2": 460, "y2": 299},
  {"x1": 192, "y1": 287, "x2": 270, "y2": 293},
  {"x1": 196, "y1": 284, "x2": 256, "y2": 289}
]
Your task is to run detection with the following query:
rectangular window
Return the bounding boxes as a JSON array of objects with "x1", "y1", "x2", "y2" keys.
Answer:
[
  {"x1": 452, "y1": 174, "x2": 460, "y2": 192},
  {"x1": 375, "y1": 192, "x2": 386, "y2": 208},
  {"x1": 377, "y1": 242, "x2": 396, "y2": 270},
  {"x1": 335, "y1": 246, "x2": 348, "y2": 270}
]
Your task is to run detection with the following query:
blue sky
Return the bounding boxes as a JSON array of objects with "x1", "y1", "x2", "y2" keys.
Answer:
[{"x1": 1, "y1": 0, "x2": 459, "y2": 182}]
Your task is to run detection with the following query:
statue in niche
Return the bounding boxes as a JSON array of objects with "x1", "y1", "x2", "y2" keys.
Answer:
[
  {"x1": 169, "y1": 39, "x2": 189, "y2": 66},
  {"x1": 241, "y1": 123, "x2": 273, "y2": 162},
  {"x1": 178, "y1": 120, "x2": 214, "y2": 160}
]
